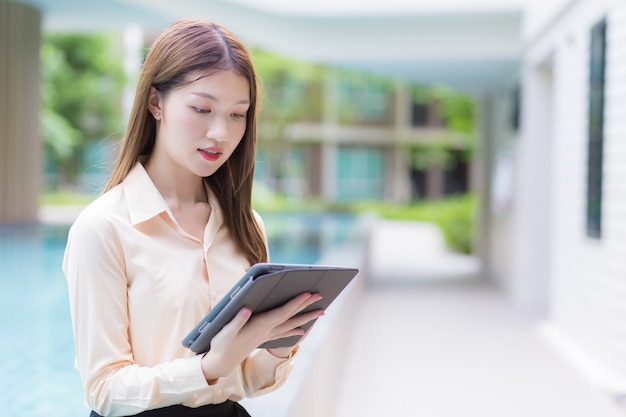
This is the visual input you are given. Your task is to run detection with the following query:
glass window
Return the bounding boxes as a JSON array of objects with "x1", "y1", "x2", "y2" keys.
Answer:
[
  {"x1": 336, "y1": 146, "x2": 384, "y2": 201},
  {"x1": 337, "y1": 75, "x2": 390, "y2": 123},
  {"x1": 586, "y1": 18, "x2": 606, "y2": 238}
]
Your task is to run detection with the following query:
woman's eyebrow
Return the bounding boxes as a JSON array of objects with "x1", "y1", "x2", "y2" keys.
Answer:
[{"x1": 191, "y1": 92, "x2": 250, "y2": 105}]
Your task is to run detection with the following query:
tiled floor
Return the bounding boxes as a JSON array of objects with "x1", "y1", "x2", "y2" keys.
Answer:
[{"x1": 330, "y1": 280, "x2": 624, "y2": 417}]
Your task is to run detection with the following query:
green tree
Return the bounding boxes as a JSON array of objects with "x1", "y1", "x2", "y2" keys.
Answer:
[
  {"x1": 335, "y1": 69, "x2": 394, "y2": 125},
  {"x1": 431, "y1": 85, "x2": 475, "y2": 135},
  {"x1": 406, "y1": 84, "x2": 476, "y2": 178},
  {"x1": 41, "y1": 32, "x2": 125, "y2": 189},
  {"x1": 252, "y1": 49, "x2": 323, "y2": 194}
]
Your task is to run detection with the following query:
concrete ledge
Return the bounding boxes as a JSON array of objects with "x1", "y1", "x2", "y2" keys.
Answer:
[{"x1": 38, "y1": 205, "x2": 86, "y2": 224}]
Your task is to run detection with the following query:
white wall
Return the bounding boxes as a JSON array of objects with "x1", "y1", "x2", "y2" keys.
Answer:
[
  {"x1": 515, "y1": 0, "x2": 626, "y2": 394},
  {"x1": 522, "y1": 0, "x2": 576, "y2": 42}
]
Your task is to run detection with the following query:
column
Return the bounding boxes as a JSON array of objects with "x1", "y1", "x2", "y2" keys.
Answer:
[
  {"x1": 0, "y1": 1, "x2": 42, "y2": 223},
  {"x1": 387, "y1": 82, "x2": 412, "y2": 203},
  {"x1": 473, "y1": 94, "x2": 495, "y2": 277},
  {"x1": 509, "y1": 63, "x2": 554, "y2": 313},
  {"x1": 320, "y1": 69, "x2": 339, "y2": 201}
]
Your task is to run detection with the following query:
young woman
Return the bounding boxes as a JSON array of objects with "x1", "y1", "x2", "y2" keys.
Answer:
[{"x1": 63, "y1": 19, "x2": 323, "y2": 417}]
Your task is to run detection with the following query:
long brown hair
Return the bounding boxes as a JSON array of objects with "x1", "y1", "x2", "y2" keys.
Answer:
[{"x1": 105, "y1": 19, "x2": 267, "y2": 265}]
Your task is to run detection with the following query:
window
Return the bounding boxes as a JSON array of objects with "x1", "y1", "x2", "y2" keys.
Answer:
[
  {"x1": 444, "y1": 151, "x2": 469, "y2": 196},
  {"x1": 337, "y1": 75, "x2": 390, "y2": 123},
  {"x1": 510, "y1": 84, "x2": 521, "y2": 132},
  {"x1": 336, "y1": 146, "x2": 384, "y2": 201},
  {"x1": 586, "y1": 18, "x2": 606, "y2": 238},
  {"x1": 411, "y1": 102, "x2": 429, "y2": 127}
]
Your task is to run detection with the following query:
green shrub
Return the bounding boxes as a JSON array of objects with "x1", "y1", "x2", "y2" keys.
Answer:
[
  {"x1": 40, "y1": 191, "x2": 97, "y2": 206},
  {"x1": 352, "y1": 194, "x2": 476, "y2": 254},
  {"x1": 252, "y1": 185, "x2": 476, "y2": 254},
  {"x1": 41, "y1": 186, "x2": 476, "y2": 255}
]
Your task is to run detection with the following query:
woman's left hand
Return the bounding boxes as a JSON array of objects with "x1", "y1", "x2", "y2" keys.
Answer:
[{"x1": 200, "y1": 292, "x2": 323, "y2": 382}]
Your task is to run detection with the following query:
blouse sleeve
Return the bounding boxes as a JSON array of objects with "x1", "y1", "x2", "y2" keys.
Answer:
[{"x1": 63, "y1": 210, "x2": 209, "y2": 416}]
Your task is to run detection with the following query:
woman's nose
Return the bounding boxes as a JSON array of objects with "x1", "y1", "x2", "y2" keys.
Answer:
[{"x1": 206, "y1": 116, "x2": 229, "y2": 142}]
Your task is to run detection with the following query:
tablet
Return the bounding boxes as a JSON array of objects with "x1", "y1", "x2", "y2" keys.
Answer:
[{"x1": 182, "y1": 263, "x2": 359, "y2": 353}]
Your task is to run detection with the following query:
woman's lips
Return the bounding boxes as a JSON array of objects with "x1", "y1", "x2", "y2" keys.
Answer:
[{"x1": 198, "y1": 147, "x2": 222, "y2": 161}]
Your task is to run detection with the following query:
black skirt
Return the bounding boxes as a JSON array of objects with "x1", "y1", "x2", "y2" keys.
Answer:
[{"x1": 89, "y1": 401, "x2": 251, "y2": 417}]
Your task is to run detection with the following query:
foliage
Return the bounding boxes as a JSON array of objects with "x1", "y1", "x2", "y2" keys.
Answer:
[
  {"x1": 41, "y1": 32, "x2": 126, "y2": 187},
  {"x1": 252, "y1": 49, "x2": 324, "y2": 192},
  {"x1": 41, "y1": 107, "x2": 81, "y2": 163},
  {"x1": 252, "y1": 49, "x2": 323, "y2": 123},
  {"x1": 351, "y1": 194, "x2": 477, "y2": 254},
  {"x1": 335, "y1": 69, "x2": 395, "y2": 124},
  {"x1": 435, "y1": 88, "x2": 475, "y2": 135},
  {"x1": 410, "y1": 84, "x2": 475, "y2": 135},
  {"x1": 253, "y1": 180, "x2": 476, "y2": 254},
  {"x1": 406, "y1": 84, "x2": 476, "y2": 171},
  {"x1": 40, "y1": 190, "x2": 97, "y2": 206},
  {"x1": 252, "y1": 183, "x2": 329, "y2": 213},
  {"x1": 407, "y1": 142, "x2": 453, "y2": 170}
]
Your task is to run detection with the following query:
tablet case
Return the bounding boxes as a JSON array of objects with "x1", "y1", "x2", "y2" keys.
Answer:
[{"x1": 182, "y1": 263, "x2": 359, "y2": 353}]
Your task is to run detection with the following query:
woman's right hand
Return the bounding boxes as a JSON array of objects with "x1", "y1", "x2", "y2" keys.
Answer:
[{"x1": 200, "y1": 292, "x2": 323, "y2": 383}]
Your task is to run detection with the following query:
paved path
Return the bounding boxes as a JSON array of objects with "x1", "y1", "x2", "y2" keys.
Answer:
[
  {"x1": 331, "y1": 282, "x2": 624, "y2": 417},
  {"x1": 330, "y1": 220, "x2": 624, "y2": 417}
]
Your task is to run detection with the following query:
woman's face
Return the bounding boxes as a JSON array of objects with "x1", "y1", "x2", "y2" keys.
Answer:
[{"x1": 150, "y1": 70, "x2": 250, "y2": 178}]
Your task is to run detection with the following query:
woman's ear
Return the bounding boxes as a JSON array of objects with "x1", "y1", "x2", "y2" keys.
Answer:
[{"x1": 148, "y1": 87, "x2": 162, "y2": 120}]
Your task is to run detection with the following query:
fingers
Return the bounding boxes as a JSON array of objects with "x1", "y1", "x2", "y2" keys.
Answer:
[
  {"x1": 272, "y1": 292, "x2": 323, "y2": 322},
  {"x1": 223, "y1": 292, "x2": 320, "y2": 342},
  {"x1": 247, "y1": 292, "x2": 322, "y2": 335},
  {"x1": 272, "y1": 326, "x2": 306, "y2": 341},
  {"x1": 220, "y1": 306, "x2": 252, "y2": 338},
  {"x1": 285, "y1": 308, "x2": 324, "y2": 329},
  {"x1": 267, "y1": 307, "x2": 324, "y2": 342},
  {"x1": 264, "y1": 309, "x2": 323, "y2": 352},
  {"x1": 201, "y1": 292, "x2": 327, "y2": 382}
]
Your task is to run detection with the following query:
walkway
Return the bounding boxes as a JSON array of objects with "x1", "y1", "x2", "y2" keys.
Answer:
[{"x1": 330, "y1": 220, "x2": 624, "y2": 417}]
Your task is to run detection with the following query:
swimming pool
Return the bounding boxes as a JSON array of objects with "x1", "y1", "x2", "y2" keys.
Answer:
[{"x1": 0, "y1": 211, "x2": 354, "y2": 416}]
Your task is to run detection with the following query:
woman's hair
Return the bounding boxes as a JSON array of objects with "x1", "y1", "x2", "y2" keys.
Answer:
[{"x1": 105, "y1": 19, "x2": 268, "y2": 265}]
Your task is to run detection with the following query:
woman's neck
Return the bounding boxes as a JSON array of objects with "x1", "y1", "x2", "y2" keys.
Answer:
[{"x1": 144, "y1": 160, "x2": 207, "y2": 205}]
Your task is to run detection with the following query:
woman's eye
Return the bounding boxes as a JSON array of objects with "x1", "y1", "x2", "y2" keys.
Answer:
[
  {"x1": 231, "y1": 113, "x2": 246, "y2": 119},
  {"x1": 192, "y1": 107, "x2": 210, "y2": 114}
]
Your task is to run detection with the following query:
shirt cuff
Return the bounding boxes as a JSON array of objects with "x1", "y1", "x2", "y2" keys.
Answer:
[
  {"x1": 172, "y1": 354, "x2": 211, "y2": 392},
  {"x1": 247, "y1": 349, "x2": 296, "y2": 396}
]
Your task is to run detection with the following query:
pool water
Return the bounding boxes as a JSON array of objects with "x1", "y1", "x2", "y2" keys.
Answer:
[{"x1": 0, "y1": 212, "x2": 354, "y2": 416}]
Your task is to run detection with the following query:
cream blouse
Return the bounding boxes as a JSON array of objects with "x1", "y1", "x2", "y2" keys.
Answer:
[{"x1": 63, "y1": 163, "x2": 294, "y2": 416}]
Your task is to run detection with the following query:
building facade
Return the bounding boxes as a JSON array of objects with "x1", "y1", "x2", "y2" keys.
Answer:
[
  {"x1": 255, "y1": 71, "x2": 474, "y2": 204},
  {"x1": 489, "y1": 0, "x2": 626, "y2": 398}
]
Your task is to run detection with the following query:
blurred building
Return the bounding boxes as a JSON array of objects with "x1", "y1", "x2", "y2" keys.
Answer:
[
  {"x1": 1, "y1": 0, "x2": 626, "y2": 407},
  {"x1": 254, "y1": 73, "x2": 473, "y2": 204}
]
